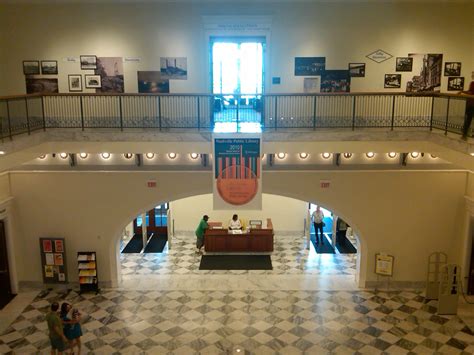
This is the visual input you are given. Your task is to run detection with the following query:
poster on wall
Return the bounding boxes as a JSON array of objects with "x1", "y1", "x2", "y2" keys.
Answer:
[
  {"x1": 447, "y1": 77, "x2": 464, "y2": 91},
  {"x1": 160, "y1": 57, "x2": 187, "y2": 80},
  {"x1": 39, "y1": 237, "x2": 67, "y2": 284},
  {"x1": 213, "y1": 135, "x2": 262, "y2": 210},
  {"x1": 26, "y1": 78, "x2": 59, "y2": 94},
  {"x1": 348, "y1": 63, "x2": 365, "y2": 77},
  {"x1": 94, "y1": 57, "x2": 124, "y2": 93},
  {"x1": 304, "y1": 78, "x2": 320, "y2": 93},
  {"x1": 137, "y1": 71, "x2": 170, "y2": 93},
  {"x1": 406, "y1": 53, "x2": 443, "y2": 92},
  {"x1": 294, "y1": 57, "x2": 325, "y2": 76},
  {"x1": 320, "y1": 70, "x2": 350, "y2": 93}
]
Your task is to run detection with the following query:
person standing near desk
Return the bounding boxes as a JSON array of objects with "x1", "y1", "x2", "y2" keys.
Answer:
[
  {"x1": 195, "y1": 215, "x2": 209, "y2": 254},
  {"x1": 228, "y1": 214, "x2": 243, "y2": 230}
]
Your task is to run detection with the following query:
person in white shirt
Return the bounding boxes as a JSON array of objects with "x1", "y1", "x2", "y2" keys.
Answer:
[
  {"x1": 311, "y1": 206, "x2": 325, "y2": 244},
  {"x1": 228, "y1": 214, "x2": 243, "y2": 230}
]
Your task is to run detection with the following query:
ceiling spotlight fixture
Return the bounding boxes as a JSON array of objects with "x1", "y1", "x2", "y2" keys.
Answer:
[
  {"x1": 299, "y1": 152, "x2": 309, "y2": 159},
  {"x1": 0, "y1": 151, "x2": 5, "y2": 155},
  {"x1": 366, "y1": 152, "x2": 375, "y2": 158},
  {"x1": 168, "y1": 152, "x2": 177, "y2": 159},
  {"x1": 430, "y1": 154, "x2": 437, "y2": 159},
  {"x1": 59, "y1": 153, "x2": 68, "y2": 159},
  {"x1": 39, "y1": 155, "x2": 46, "y2": 159},
  {"x1": 470, "y1": 153, "x2": 474, "y2": 157},
  {"x1": 343, "y1": 153, "x2": 352, "y2": 159},
  {"x1": 145, "y1": 153, "x2": 155, "y2": 159},
  {"x1": 410, "y1": 152, "x2": 420, "y2": 158},
  {"x1": 79, "y1": 153, "x2": 88, "y2": 159},
  {"x1": 277, "y1": 152, "x2": 286, "y2": 159},
  {"x1": 190, "y1": 153, "x2": 199, "y2": 160},
  {"x1": 101, "y1": 152, "x2": 111, "y2": 160},
  {"x1": 322, "y1": 152, "x2": 331, "y2": 159},
  {"x1": 124, "y1": 153, "x2": 133, "y2": 159},
  {"x1": 388, "y1": 152, "x2": 397, "y2": 159}
]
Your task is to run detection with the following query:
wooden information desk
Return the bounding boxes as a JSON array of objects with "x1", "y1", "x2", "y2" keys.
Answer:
[{"x1": 205, "y1": 219, "x2": 274, "y2": 253}]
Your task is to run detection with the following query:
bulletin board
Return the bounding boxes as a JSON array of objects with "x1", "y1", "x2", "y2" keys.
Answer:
[
  {"x1": 375, "y1": 253, "x2": 394, "y2": 276},
  {"x1": 39, "y1": 238, "x2": 67, "y2": 283}
]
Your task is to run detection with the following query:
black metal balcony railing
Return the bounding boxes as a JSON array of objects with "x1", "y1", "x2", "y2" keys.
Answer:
[{"x1": 0, "y1": 92, "x2": 469, "y2": 140}]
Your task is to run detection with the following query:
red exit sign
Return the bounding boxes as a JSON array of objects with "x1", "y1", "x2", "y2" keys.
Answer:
[
  {"x1": 320, "y1": 180, "x2": 331, "y2": 188},
  {"x1": 147, "y1": 180, "x2": 157, "y2": 188}
]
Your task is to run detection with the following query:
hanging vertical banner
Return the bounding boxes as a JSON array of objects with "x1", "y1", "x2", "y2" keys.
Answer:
[{"x1": 213, "y1": 134, "x2": 262, "y2": 210}]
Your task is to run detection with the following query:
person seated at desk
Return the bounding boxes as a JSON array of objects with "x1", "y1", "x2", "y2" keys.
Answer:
[{"x1": 228, "y1": 214, "x2": 243, "y2": 230}]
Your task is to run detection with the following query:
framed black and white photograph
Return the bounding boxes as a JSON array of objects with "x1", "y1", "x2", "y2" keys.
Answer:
[
  {"x1": 395, "y1": 57, "x2": 413, "y2": 72},
  {"x1": 348, "y1": 63, "x2": 365, "y2": 77},
  {"x1": 444, "y1": 62, "x2": 461, "y2": 76},
  {"x1": 41, "y1": 60, "x2": 58, "y2": 75},
  {"x1": 160, "y1": 57, "x2": 187, "y2": 80},
  {"x1": 26, "y1": 78, "x2": 58, "y2": 94},
  {"x1": 321, "y1": 70, "x2": 350, "y2": 92},
  {"x1": 384, "y1": 74, "x2": 401, "y2": 88},
  {"x1": 80, "y1": 55, "x2": 97, "y2": 70},
  {"x1": 95, "y1": 57, "x2": 124, "y2": 93},
  {"x1": 23, "y1": 60, "x2": 40, "y2": 75},
  {"x1": 68, "y1": 74, "x2": 82, "y2": 92},
  {"x1": 85, "y1": 74, "x2": 101, "y2": 88},
  {"x1": 294, "y1": 57, "x2": 325, "y2": 76},
  {"x1": 447, "y1": 77, "x2": 464, "y2": 91},
  {"x1": 137, "y1": 71, "x2": 169, "y2": 93}
]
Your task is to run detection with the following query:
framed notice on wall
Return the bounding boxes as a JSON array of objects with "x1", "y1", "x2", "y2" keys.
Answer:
[
  {"x1": 39, "y1": 237, "x2": 67, "y2": 284},
  {"x1": 375, "y1": 253, "x2": 394, "y2": 276}
]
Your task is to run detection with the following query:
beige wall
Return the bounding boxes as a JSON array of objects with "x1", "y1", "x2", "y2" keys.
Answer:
[
  {"x1": 170, "y1": 193, "x2": 307, "y2": 232},
  {"x1": 0, "y1": 2, "x2": 473, "y2": 95},
  {"x1": 0, "y1": 174, "x2": 11, "y2": 200},
  {"x1": 6, "y1": 169, "x2": 470, "y2": 289}
]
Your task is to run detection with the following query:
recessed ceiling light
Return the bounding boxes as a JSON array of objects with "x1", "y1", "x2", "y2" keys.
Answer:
[
  {"x1": 145, "y1": 153, "x2": 155, "y2": 159},
  {"x1": 410, "y1": 152, "x2": 420, "y2": 158},
  {"x1": 430, "y1": 154, "x2": 437, "y2": 159},
  {"x1": 343, "y1": 153, "x2": 352, "y2": 159},
  {"x1": 388, "y1": 152, "x2": 397, "y2": 158},
  {"x1": 124, "y1": 153, "x2": 133, "y2": 159},
  {"x1": 190, "y1": 153, "x2": 199, "y2": 160},
  {"x1": 299, "y1": 152, "x2": 308, "y2": 159},
  {"x1": 470, "y1": 153, "x2": 474, "y2": 157},
  {"x1": 0, "y1": 151, "x2": 5, "y2": 155},
  {"x1": 79, "y1": 153, "x2": 88, "y2": 159},
  {"x1": 366, "y1": 152, "x2": 375, "y2": 158},
  {"x1": 38, "y1": 155, "x2": 46, "y2": 159},
  {"x1": 101, "y1": 152, "x2": 111, "y2": 159},
  {"x1": 168, "y1": 152, "x2": 177, "y2": 159},
  {"x1": 59, "y1": 153, "x2": 68, "y2": 159},
  {"x1": 322, "y1": 152, "x2": 331, "y2": 159},
  {"x1": 277, "y1": 152, "x2": 286, "y2": 159}
]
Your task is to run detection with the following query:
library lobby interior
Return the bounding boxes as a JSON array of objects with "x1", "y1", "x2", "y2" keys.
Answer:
[{"x1": 0, "y1": 0, "x2": 474, "y2": 354}]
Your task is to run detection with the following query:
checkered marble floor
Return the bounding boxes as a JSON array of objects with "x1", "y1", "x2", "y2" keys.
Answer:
[
  {"x1": 120, "y1": 234, "x2": 357, "y2": 277},
  {"x1": 1, "y1": 288, "x2": 473, "y2": 354}
]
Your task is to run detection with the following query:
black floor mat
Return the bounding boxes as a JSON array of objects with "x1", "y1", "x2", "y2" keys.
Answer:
[
  {"x1": 0, "y1": 293, "x2": 16, "y2": 310},
  {"x1": 336, "y1": 233, "x2": 357, "y2": 254},
  {"x1": 199, "y1": 255, "x2": 272, "y2": 270},
  {"x1": 121, "y1": 233, "x2": 152, "y2": 253},
  {"x1": 144, "y1": 234, "x2": 167, "y2": 253},
  {"x1": 310, "y1": 234, "x2": 335, "y2": 254}
]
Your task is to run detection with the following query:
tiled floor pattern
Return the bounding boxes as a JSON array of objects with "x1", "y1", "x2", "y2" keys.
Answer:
[
  {"x1": 1, "y1": 288, "x2": 474, "y2": 354},
  {"x1": 120, "y1": 234, "x2": 358, "y2": 277}
]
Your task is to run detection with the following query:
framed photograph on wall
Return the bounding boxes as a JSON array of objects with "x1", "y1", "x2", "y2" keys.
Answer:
[
  {"x1": 447, "y1": 77, "x2": 464, "y2": 91},
  {"x1": 68, "y1": 75, "x2": 82, "y2": 92},
  {"x1": 23, "y1": 60, "x2": 40, "y2": 75},
  {"x1": 80, "y1": 55, "x2": 97, "y2": 70},
  {"x1": 395, "y1": 57, "x2": 413, "y2": 72},
  {"x1": 85, "y1": 74, "x2": 101, "y2": 88},
  {"x1": 444, "y1": 62, "x2": 461, "y2": 76},
  {"x1": 348, "y1": 63, "x2": 365, "y2": 77},
  {"x1": 384, "y1": 74, "x2": 401, "y2": 88},
  {"x1": 41, "y1": 60, "x2": 58, "y2": 75},
  {"x1": 294, "y1": 57, "x2": 325, "y2": 76}
]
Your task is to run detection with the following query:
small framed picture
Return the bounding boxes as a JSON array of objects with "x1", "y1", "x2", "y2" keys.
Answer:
[
  {"x1": 80, "y1": 55, "x2": 97, "y2": 70},
  {"x1": 68, "y1": 75, "x2": 82, "y2": 92},
  {"x1": 395, "y1": 57, "x2": 413, "y2": 72},
  {"x1": 41, "y1": 60, "x2": 58, "y2": 75},
  {"x1": 447, "y1": 77, "x2": 464, "y2": 91},
  {"x1": 384, "y1": 74, "x2": 401, "y2": 89},
  {"x1": 23, "y1": 60, "x2": 40, "y2": 75},
  {"x1": 444, "y1": 62, "x2": 461, "y2": 76},
  {"x1": 54, "y1": 240, "x2": 64, "y2": 253},
  {"x1": 85, "y1": 74, "x2": 101, "y2": 88},
  {"x1": 348, "y1": 63, "x2": 365, "y2": 77},
  {"x1": 42, "y1": 239, "x2": 52, "y2": 252}
]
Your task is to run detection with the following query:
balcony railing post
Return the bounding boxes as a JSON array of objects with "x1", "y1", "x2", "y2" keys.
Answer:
[
  {"x1": 119, "y1": 96, "x2": 123, "y2": 131},
  {"x1": 274, "y1": 96, "x2": 278, "y2": 131},
  {"x1": 25, "y1": 97, "x2": 30, "y2": 135},
  {"x1": 313, "y1": 95, "x2": 317, "y2": 130},
  {"x1": 391, "y1": 95, "x2": 396, "y2": 131},
  {"x1": 6, "y1": 100, "x2": 12, "y2": 140},
  {"x1": 210, "y1": 96, "x2": 215, "y2": 131},
  {"x1": 352, "y1": 96, "x2": 357, "y2": 131},
  {"x1": 260, "y1": 95, "x2": 265, "y2": 130},
  {"x1": 197, "y1": 96, "x2": 201, "y2": 131},
  {"x1": 429, "y1": 96, "x2": 435, "y2": 131},
  {"x1": 80, "y1": 96, "x2": 84, "y2": 131},
  {"x1": 41, "y1": 96, "x2": 46, "y2": 131},
  {"x1": 444, "y1": 97, "x2": 450, "y2": 135},
  {"x1": 236, "y1": 95, "x2": 240, "y2": 132},
  {"x1": 158, "y1": 96, "x2": 162, "y2": 131}
]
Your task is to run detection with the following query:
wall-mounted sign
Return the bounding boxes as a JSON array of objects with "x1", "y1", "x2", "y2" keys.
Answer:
[
  {"x1": 320, "y1": 180, "x2": 331, "y2": 188},
  {"x1": 375, "y1": 253, "x2": 394, "y2": 276},
  {"x1": 63, "y1": 57, "x2": 79, "y2": 63},
  {"x1": 147, "y1": 180, "x2": 157, "y2": 188},
  {"x1": 124, "y1": 57, "x2": 141, "y2": 63},
  {"x1": 366, "y1": 49, "x2": 393, "y2": 63}
]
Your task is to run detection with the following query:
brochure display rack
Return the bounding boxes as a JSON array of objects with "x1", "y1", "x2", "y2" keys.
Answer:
[
  {"x1": 39, "y1": 238, "x2": 67, "y2": 284},
  {"x1": 77, "y1": 251, "x2": 99, "y2": 294}
]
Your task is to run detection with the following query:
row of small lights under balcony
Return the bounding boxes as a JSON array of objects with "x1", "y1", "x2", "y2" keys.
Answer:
[
  {"x1": 39, "y1": 153, "x2": 198, "y2": 160},
  {"x1": 277, "y1": 152, "x2": 436, "y2": 159}
]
